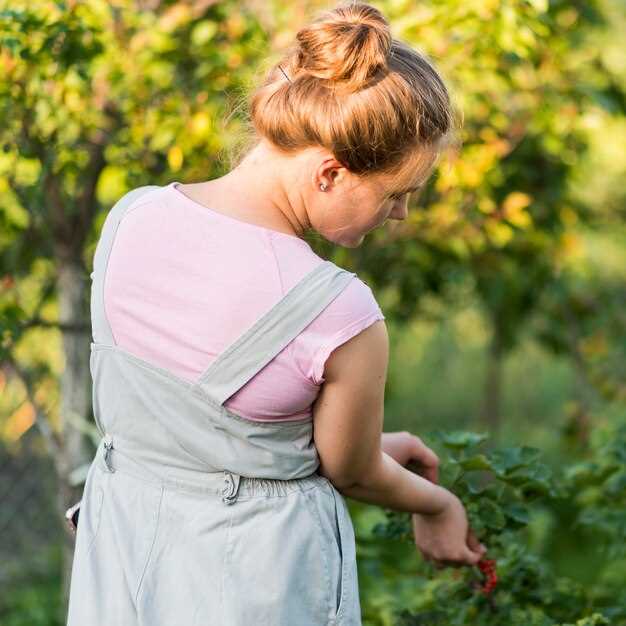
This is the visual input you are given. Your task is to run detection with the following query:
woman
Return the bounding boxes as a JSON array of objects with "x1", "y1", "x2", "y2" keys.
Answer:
[{"x1": 65, "y1": 2, "x2": 486, "y2": 625}]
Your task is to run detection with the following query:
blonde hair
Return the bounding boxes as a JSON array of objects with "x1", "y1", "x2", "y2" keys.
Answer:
[{"x1": 232, "y1": 1, "x2": 461, "y2": 189}]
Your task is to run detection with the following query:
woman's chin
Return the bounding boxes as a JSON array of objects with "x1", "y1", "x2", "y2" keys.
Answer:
[
  {"x1": 324, "y1": 229, "x2": 367, "y2": 248},
  {"x1": 339, "y1": 233, "x2": 365, "y2": 248}
]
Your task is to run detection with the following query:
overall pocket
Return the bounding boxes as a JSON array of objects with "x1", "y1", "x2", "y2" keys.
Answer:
[{"x1": 312, "y1": 478, "x2": 356, "y2": 623}]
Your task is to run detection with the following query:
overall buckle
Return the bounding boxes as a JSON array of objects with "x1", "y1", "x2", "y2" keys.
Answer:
[
  {"x1": 102, "y1": 433, "x2": 115, "y2": 473},
  {"x1": 221, "y1": 470, "x2": 241, "y2": 505}
]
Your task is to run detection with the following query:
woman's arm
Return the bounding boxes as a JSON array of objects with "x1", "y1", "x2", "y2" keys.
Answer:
[
  {"x1": 381, "y1": 430, "x2": 440, "y2": 484},
  {"x1": 337, "y1": 449, "x2": 449, "y2": 514},
  {"x1": 312, "y1": 320, "x2": 450, "y2": 515}
]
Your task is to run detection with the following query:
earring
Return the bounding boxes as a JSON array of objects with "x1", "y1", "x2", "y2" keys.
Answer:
[{"x1": 319, "y1": 183, "x2": 327, "y2": 191}]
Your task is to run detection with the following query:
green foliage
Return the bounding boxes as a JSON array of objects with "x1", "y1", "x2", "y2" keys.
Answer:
[
  {"x1": 0, "y1": 1, "x2": 624, "y2": 624},
  {"x1": 367, "y1": 423, "x2": 626, "y2": 625},
  {"x1": 568, "y1": 423, "x2": 626, "y2": 560},
  {"x1": 0, "y1": 545, "x2": 63, "y2": 626}
]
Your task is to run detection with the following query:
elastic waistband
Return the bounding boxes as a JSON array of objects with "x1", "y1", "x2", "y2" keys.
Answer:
[{"x1": 95, "y1": 433, "x2": 328, "y2": 504}]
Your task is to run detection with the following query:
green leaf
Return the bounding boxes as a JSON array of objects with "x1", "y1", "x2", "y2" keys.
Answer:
[
  {"x1": 465, "y1": 473, "x2": 491, "y2": 494},
  {"x1": 500, "y1": 466, "x2": 535, "y2": 486},
  {"x1": 191, "y1": 20, "x2": 218, "y2": 47},
  {"x1": 502, "y1": 502, "x2": 530, "y2": 525},
  {"x1": 478, "y1": 498, "x2": 506, "y2": 530},
  {"x1": 440, "y1": 431, "x2": 489, "y2": 449},
  {"x1": 458, "y1": 454, "x2": 492, "y2": 471},
  {"x1": 527, "y1": 0, "x2": 548, "y2": 13},
  {"x1": 500, "y1": 463, "x2": 551, "y2": 492},
  {"x1": 519, "y1": 480, "x2": 551, "y2": 499},
  {"x1": 488, "y1": 446, "x2": 542, "y2": 475},
  {"x1": 606, "y1": 470, "x2": 626, "y2": 496}
]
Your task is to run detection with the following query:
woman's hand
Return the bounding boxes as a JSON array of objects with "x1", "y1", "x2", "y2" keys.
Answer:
[
  {"x1": 412, "y1": 489, "x2": 487, "y2": 569},
  {"x1": 383, "y1": 431, "x2": 488, "y2": 567},
  {"x1": 381, "y1": 431, "x2": 440, "y2": 484}
]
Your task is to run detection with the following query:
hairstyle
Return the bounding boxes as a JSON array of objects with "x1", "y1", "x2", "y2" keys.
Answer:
[{"x1": 235, "y1": 1, "x2": 461, "y2": 190}]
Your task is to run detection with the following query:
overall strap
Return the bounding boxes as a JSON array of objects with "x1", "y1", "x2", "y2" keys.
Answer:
[
  {"x1": 91, "y1": 185, "x2": 161, "y2": 346},
  {"x1": 195, "y1": 260, "x2": 356, "y2": 406}
]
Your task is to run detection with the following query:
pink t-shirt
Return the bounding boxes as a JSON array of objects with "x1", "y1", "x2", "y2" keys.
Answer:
[{"x1": 102, "y1": 181, "x2": 385, "y2": 422}]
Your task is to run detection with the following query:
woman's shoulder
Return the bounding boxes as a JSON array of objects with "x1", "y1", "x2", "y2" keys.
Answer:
[
  {"x1": 325, "y1": 269, "x2": 385, "y2": 336},
  {"x1": 318, "y1": 257, "x2": 383, "y2": 318},
  {"x1": 288, "y1": 256, "x2": 385, "y2": 385},
  {"x1": 299, "y1": 271, "x2": 386, "y2": 384}
]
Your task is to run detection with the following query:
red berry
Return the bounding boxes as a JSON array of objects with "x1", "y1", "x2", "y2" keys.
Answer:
[{"x1": 476, "y1": 558, "x2": 498, "y2": 595}]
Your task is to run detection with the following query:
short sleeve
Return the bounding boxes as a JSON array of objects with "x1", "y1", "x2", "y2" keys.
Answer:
[{"x1": 304, "y1": 276, "x2": 385, "y2": 385}]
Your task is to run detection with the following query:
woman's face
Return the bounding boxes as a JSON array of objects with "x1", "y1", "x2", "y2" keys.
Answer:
[{"x1": 307, "y1": 149, "x2": 438, "y2": 248}]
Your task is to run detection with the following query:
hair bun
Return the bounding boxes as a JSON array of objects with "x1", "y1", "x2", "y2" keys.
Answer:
[{"x1": 295, "y1": 2, "x2": 392, "y2": 92}]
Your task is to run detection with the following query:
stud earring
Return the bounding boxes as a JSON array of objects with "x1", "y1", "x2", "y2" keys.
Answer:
[{"x1": 319, "y1": 183, "x2": 328, "y2": 191}]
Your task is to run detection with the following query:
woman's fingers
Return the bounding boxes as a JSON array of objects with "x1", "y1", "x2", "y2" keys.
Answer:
[
  {"x1": 466, "y1": 528, "x2": 488, "y2": 557},
  {"x1": 422, "y1": 551, "x2": 475, "y2": 569},
  {"x1": 409, "y1": 436, "x2": 440, "y2": 483},
  {"x1": 464, "y1": 545, "x2": 484, "y2": 566},
  {"x1": 423, "y1": 543, "x2": 486, "y2": 569}
]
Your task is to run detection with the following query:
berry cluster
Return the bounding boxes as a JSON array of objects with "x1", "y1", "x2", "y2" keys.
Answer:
[{"x1": 476, "y1": 558, "x2": 498, "y2": 595}]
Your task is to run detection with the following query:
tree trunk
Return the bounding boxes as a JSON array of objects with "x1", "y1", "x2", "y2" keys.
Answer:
[
  {"x1": 483, "y1": 323, "x2": 503, "y2": 441},
  {"x1": 56, "y1": 260, "x2": 92, "y2": 622},
  {"x1": 564, "y1": 306, "x2": 593, "y2": 448}
]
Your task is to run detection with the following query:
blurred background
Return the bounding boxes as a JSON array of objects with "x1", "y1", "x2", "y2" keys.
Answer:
[{"x1": 0, "y1": 1, "x2": 624, "y2": 624}]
